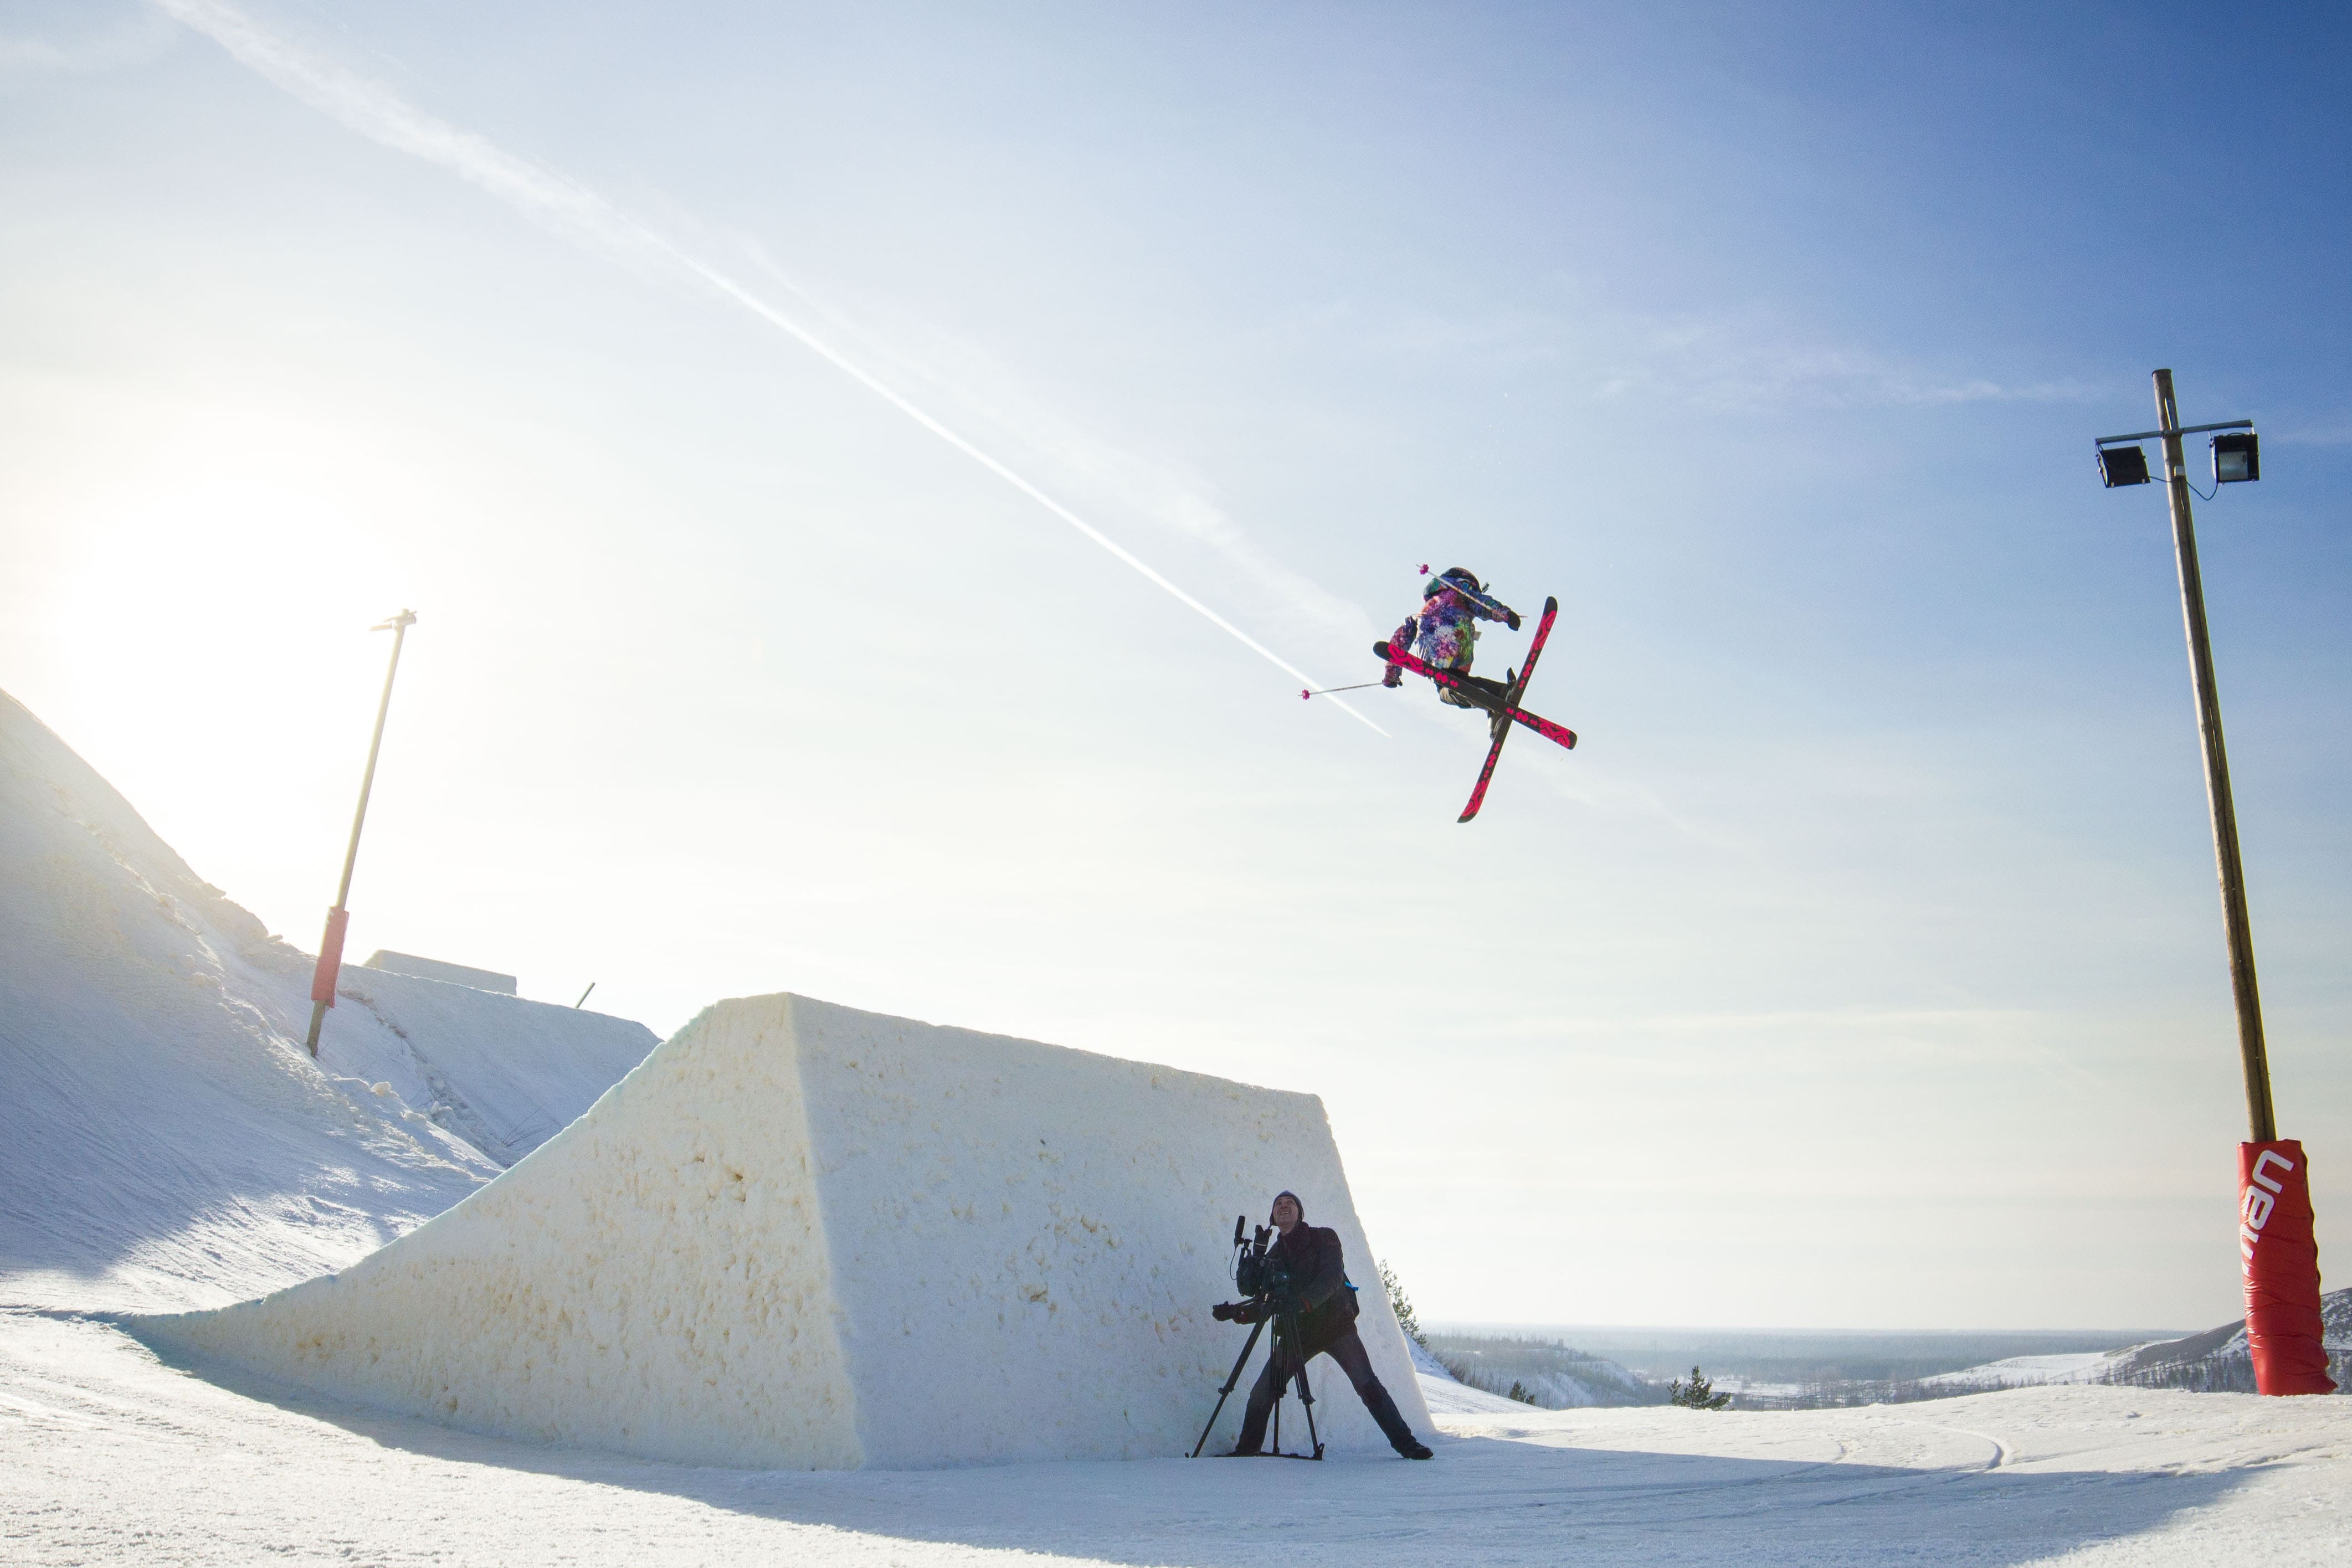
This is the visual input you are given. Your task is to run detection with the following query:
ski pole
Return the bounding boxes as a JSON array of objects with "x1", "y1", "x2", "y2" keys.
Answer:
[
  {"x1": 1418, "y1": 564, "x2": 1518, "y2": 624},
  {"x1": 1302, "y1": 682, "x2": 1388, "y2": 700}
]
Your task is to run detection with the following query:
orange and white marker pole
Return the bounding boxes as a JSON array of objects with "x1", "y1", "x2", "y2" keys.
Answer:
[{"x1": 304, "y1": 610, "x2": 416, "y2": 1058}]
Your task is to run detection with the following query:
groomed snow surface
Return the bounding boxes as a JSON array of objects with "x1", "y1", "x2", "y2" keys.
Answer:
[
  {"x1": 9, "y1": 1312, "x2": 2351, "y2": 1567},
  {"x1": 6, "y1": 683, "x2": 2351, "y2": 1563}
]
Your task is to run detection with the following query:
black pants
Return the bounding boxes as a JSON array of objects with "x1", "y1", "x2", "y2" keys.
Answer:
[
  {"x1": 1235, "y1": 1327, "x2": 1420, "y2": 1454},
  {"x1": 1439, "y1": 669, "x2": 1511, "y2": 711}
]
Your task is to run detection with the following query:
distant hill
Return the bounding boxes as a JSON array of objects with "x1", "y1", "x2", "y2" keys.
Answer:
[
  {"x1": 1427, "y1": 1305, "x2": 2352, "y2": 1409},
  {"x1": 1424, "y1": 1333, "x2": 1663, "y2": 1408},
  {"x1": 2094, "y1": 1289, "x2": 2352, "y2": 1394}
]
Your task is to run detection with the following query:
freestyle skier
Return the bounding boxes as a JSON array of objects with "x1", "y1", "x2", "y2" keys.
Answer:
[
  {"x1": 1371, "y1": 568, "x2": 1576, "y2": 821},
  {"x1": 1383, "y1": 567, "x2": 1521, "y2": 711}
]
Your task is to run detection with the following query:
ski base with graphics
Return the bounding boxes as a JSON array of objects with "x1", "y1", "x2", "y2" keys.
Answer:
[
  {"x1": 1465, "y1": 594, "x2": 1556, "y2": 820},
  {"x1": 1375, "y1": 595, "x2": 1572, "y2": 822}
]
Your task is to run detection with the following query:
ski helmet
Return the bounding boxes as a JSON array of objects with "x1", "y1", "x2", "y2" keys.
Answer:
[{"x1": 1427, "y1": 566, "x2": 1483, "y2": 599}]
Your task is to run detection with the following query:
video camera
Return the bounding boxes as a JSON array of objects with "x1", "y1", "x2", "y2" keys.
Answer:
[{"x1": 1209, "y1": 1214, "x2": 1293, "y2": 1322}]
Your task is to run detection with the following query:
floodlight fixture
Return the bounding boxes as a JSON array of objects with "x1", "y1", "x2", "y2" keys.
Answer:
[
  {"x1": 2094, "y1": 417, "x2": 2253, "y2": 494},
  {"x1": 2212, "y1": 431, "x2": 2259, "y2": 485},
  {"x1": 2097, "y1": 444, "x2": 2151, "y2": 487}
]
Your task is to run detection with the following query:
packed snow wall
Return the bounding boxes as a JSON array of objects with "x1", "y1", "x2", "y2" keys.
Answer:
[{"x1": 135, "y1": 993, "x2": 1430, "y2": 1469}]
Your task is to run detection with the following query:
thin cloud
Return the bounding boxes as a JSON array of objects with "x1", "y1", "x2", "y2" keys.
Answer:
[
  {"x1": 154, "y1": 0, "x2": 1386, "y2": 735},
  {"x1": 1324, "y1": 297, "x2": 2096, "y2": 413},
  {"x1": 722, "y1": 238, "x2": 1383, "y2": 654},
  {"x1": 1, "y1": 12, "x2": 176, "y2": 72},
  {"x1": 2267, "y1": 418, "x2": 2352, "y2": 448}
]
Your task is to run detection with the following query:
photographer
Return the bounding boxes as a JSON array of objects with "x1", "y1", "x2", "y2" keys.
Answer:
[{"x1": 1213, "y1": 1190, "x2": 1433, "y2": 1460}]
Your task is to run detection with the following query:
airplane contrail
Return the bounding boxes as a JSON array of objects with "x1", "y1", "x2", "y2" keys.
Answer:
[{"x1": 156, "y1": 0, "x2": 1386, "y2": 736}]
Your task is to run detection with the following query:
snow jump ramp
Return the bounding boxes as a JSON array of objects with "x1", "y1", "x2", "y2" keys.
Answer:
[{"x1": 133, "y1": 993, "x2": 1429, "y2": 1469}]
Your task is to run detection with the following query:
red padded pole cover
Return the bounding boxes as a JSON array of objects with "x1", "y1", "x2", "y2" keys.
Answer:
[
  {"x1": 2238, "y1": 1140, "x2": 2336, "y2": 1396},
  {"x1": 310, "y1": 907, "x2": 350, "y2": 1007}
]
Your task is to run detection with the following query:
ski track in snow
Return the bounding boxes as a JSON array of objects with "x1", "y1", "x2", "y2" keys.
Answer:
[{"x1": 4, "y1": 1310, "x2": 2349, "y2": 1566}]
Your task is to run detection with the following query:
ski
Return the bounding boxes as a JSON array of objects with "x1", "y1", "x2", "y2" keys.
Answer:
[
  {"x1": 1459, "y1": 596, "x2": 1557, "y2": 821},
  {"x1": 1494, "y1": 596, "x2": 1557, "y2": 734}
]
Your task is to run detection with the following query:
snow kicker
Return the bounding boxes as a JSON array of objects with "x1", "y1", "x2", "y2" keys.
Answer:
[{"x1": 131, "y1": 993, "x2": 1431, "y2": 1469}]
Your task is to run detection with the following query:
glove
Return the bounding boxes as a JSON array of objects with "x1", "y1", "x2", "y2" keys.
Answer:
[
  {"x1": 1382, "y1": 666, "x2": 1403, "y2": 688},
  {"x1": 1506, "y1": 609, "x2": 1522, "y2": 631},
  {"x1": 1211, "y1": 1301, "x2": 1238, "y2": 1322}
]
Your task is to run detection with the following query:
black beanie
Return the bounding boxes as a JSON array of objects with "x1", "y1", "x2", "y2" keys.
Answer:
[{"x1": 1273, "y1": 1190, "x2": 1305, "y2": 1222}]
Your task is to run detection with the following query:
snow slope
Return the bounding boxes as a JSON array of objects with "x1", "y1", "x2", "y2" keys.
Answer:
[
  {"x1": 326, "y1": 963, "x2": 656, "y2": 1166},
  {"x1": 135, "y1": 993, "x2": 1432, "y2": 1469},
  {"x1": 1921, "y1": 1351, "x2": 2122, "y2": 1390},
  {"x1": 0, "y1": 689, "x2": 654, "y2": 1314}
]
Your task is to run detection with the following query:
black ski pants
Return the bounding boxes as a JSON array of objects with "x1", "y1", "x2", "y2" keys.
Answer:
[
  {"x1": 1235, "y1": 1327, "x2": 1420, "y2": 1455},
  {"x1": 1439, "y1": 670, "x2": 1511, "y2": 712}
]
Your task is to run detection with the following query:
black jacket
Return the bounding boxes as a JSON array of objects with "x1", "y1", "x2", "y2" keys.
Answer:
[{"x1": 1270, "y1": 1223, "x2": 1358, "y2": 1355}]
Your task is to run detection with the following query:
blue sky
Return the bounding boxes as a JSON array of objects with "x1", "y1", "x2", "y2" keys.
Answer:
[{"x1": 4, "y1": 1, "x2": 2349, "y2": 1329}]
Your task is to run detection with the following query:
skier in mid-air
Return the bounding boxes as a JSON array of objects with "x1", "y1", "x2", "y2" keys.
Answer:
[
  {"x1": 1382, "y1": 567, "x2": 1521, "y2": 710},
  {"x1": 1368, "y1": 567, "x2": 1573, "y2": 821}
]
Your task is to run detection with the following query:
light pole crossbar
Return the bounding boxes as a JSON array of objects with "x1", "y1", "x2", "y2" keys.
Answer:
[{"x1": 2095, "y1": 418, "x2": 2253, "y2": 445}]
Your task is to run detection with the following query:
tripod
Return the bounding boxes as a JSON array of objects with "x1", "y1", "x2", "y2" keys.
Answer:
[{"x1": 1190, "y1": 1299, "x2": 1323, "y2": 1460}]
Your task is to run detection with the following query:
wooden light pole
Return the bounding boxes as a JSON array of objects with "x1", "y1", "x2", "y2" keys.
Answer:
[
  {"x1": 2098, "y1": 373, "x2": 2332, "y2": 1395},
  {"x1": 2149, "y1": 369, "x2": 2275, "y2": 1143},
  {"x1": 304, "y1": 610, "x2": 417, "y2": 1057}
]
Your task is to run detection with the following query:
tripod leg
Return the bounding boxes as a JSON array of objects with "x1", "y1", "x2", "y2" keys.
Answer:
[
  {"x1": 1190, "y1": 1317, "x2": 1268, "y2": 1458},
  {"x1": 1270, "y1": 1320, "x2": 1287, "y2": 1455},
  {"x1": 1283, "y1": 1311, "x2": 1325, "y2": 1460}
]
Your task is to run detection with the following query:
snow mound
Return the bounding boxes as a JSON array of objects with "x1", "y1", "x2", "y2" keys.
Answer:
[
  {"x1": 0, "y1": 688, "x2": 654, "y2": 1314},
  {"x1": 134, "y1": 993, "x2": 1432, "y2": 1470}
]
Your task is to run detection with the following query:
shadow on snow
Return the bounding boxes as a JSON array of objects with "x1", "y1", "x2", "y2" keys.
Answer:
[{"x1": 137, "y1": 1334, "x2": 2259, "y2": 1567}]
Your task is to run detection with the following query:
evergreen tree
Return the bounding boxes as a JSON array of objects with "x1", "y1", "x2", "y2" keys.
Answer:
[
  {"x1": 1506, "y1": 1380, "x2": 1539, "y2": 1405},
  {"x1": 1379, "y1": 1260, "x2": 1429, "y2": 1349},
  {"x1": 1667, "y1": 1365, "x2": 1731, "y2": 1410}
]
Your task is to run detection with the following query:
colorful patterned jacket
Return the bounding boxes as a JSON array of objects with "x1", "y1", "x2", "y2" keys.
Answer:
[{"x1": 1397, "y1": 585, "x2": 1509, "y2": 673}]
